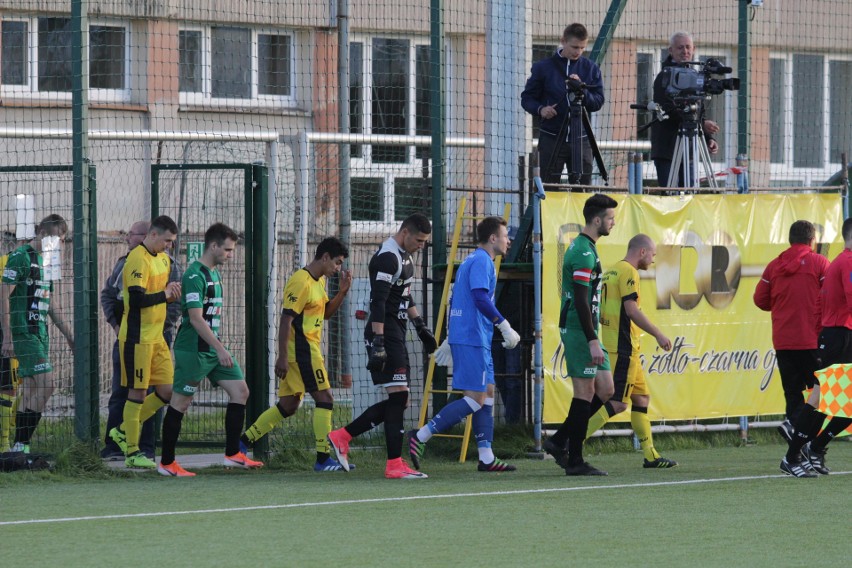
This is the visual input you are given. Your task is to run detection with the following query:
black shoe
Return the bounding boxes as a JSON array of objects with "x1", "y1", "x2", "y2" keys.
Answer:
[
  {"x1": 565, "y1": 461, "x2": 608, "y2": 476},
  {"x1": 477, "y1": 458, "x2": 517, "y2": 472},
  {"x1": 801, "y1": 442, "x2": 830, "y2": 475},
  {"x1": 543, "y1": 438, "x2": 568, "y2": 468},
  {"x1": 780, "y1": 456, "x2": 817, "y2": 478},
  {"x1": 776, "y1": 419, "x2": 794, "y2": 443},
  {"x1": 643, "y1": 456, "x2": 678, "y2": 469}
]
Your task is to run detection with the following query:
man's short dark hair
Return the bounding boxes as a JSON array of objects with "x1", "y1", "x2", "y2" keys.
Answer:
[
  {"x1": 315, "y1": 236, "x2": 349, "y2": 261},
  {"x1": 842, "y1": 218, "x2": 852, "y2": 242},
  {"x1": 151, "y1": 215, "x2": 178, "y2": 235},
  {"x1": 204, "y1": 222, "x2": 239, "y2": 249},
  {"x1": 36, "y1": 214, "x2": 67, "y2": 237},
  {"x1": 400, "y1": 213, "x2": 432, "y2": 235},
  {"x1": 563, "y1": 23, "x2": 588, "y2": 42},
  {"x1": 788, "y1": 220, "x2": 815, "y2": 245},
  {"x1": 477, "y1": 216, "x2": 508, "y2": 244},
  {"x1": 582, "y1": 193, "x2": 618, "y2": 224}
]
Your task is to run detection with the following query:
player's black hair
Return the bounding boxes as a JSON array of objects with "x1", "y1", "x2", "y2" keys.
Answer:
[
  {"x1": 204, "y1": 222, "x2": 239, "y2": 249},
  {"x1": 842, "y1": 218, "x2": 852, "y2": 242},
  {"x1": 36, "y1": 214, "x2": 67, "y2": 237},
  {"x1": 788, "y1": 220, "x2": 815, "y2": 245},
  {"x1": 477, "y1": 216, "x2": 508, "y2": 244},
  {"x1": 400, "y1": 213, "x2": 432, "y2": 235},
  {"x1": 315, "y1": 236, "x2": 349, "y2": 260},
  {"x1": 582, "y1": 193, "x2": 618, "y2": 224},
  {"x1": 151, "y1": 215, "x2": 179, "y2": 235}
]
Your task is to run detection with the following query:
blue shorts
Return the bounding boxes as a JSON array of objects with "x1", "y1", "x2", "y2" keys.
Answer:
[{"x1": 450, "y1": 344, "x2": 493, "y2": 393}]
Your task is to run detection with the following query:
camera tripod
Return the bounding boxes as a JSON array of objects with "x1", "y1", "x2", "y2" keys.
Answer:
[
  {"x1": 544, "y1": 78, "x2": 608, "y2": 186},
  {"x1": 667, "y1": 103, "x2": 717, "y2": 189}
]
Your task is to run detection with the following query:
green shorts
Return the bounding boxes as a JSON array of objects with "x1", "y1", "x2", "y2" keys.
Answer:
[
  {"x1": 173, "y1": 349, "x2": 244, "y2": 396},
  {"x1": 559, "y1": 328, "x2": 610, "y2": 379},
  {"x1": 13, "y1": 334, "x2": 52, "y2": 377}
]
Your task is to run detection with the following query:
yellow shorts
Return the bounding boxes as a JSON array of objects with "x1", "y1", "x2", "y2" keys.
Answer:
[
  {"x1": 611, "y1": 352, "x2": 648, "y2": 401},
  {"x1": 120, "y1": 340, "x2": 174, "y2": 389},
  {"x1": 277, "y1": 356, "x2": 330, "y2": 398}
]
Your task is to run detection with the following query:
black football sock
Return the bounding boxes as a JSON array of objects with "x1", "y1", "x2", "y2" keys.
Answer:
[
  {"x1": 565, "y1": 398, "x2": 592, "y2": 466},
  {"x1": 345, "y1": 399, "x2": 389, "y2": 438},
  {"x1": 812, "y1": 416, "x2": 852, "y2": 451},
  {"x1": 160, "y1": 406, "x2": 184, "y2": 466},
  {"x1": 225, "y1": 402, "x2": 246, "y2": 456},
  {"x1": 383, "y1": 391, "x2": 409, "y2": 460}
]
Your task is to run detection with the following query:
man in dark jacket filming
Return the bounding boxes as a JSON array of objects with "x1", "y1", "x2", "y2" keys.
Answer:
[{"x1": 521, "y1": 23, "x2": 604, "y2": 185}]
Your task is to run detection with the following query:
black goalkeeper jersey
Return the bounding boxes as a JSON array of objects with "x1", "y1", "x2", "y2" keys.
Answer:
[{"x1": 365, "y1": 237, "x2": 416, "y2": 341}]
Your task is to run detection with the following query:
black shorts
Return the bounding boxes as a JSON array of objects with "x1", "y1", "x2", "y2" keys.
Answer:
[
  {"x1": 0, "y1": 355, "x2": 17, "y2": 390},
  {"x1": 818, "y1": 327, "x2": 852, "y2": 367},
  {"x1": 775, "y1": 349, "x2": 820, "y2": 390},
  {"x1": 366, "y1": 335, "x2": 410, "y2": 388}
]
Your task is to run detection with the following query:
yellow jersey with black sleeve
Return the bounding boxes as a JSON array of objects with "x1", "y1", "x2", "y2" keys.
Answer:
[
  {"x1": 600, "y1": 259, "x2": 641, "y2": 356},
  {"x1": 282, "y1": 268, "x2": 328, "y2": 365},
  {"x1": 119, "y1": 244, "x2": 171, "y2": 345}
]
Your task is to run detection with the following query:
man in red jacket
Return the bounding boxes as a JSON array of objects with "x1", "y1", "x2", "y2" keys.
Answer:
[
  {"x1": 754, "y1": 220, "x2": 828, "y2": 443},
  {"x1": 780, "y1": 218, "x2": 852, "y2": 477}
]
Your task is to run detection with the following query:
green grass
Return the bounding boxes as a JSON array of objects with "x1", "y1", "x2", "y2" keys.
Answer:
[{"x1": 2, "y1": 439, "x2": 850, "y2": 567}]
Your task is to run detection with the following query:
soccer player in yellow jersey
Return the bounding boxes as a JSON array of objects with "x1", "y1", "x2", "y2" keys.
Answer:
[
  {"x1": 240, "y1": 237, "x2": 352, "y2": 471},
  {"x1": 109, "y1": 216, "x2": 181, "y2": 469},
  {"x1": 591, "y1": 233, "x2": 678, "y2": 468}
]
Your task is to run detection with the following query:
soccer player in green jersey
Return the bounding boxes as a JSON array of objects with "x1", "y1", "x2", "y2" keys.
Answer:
[
  {"x1": 240, "y1": 237, "x2": 352, "y2": 472},
  {"x1": 0, "y1": 214, "x2": 74, "y2": 454},
  {"x1": 589, "y1": 234, "x2": 676, "y2": 468},
  {"x1": 157, "y1": 223, "x2": 262, "y2": 477},
  {"x1": 544, "y1": 194, "x2": 617, "y2": 476}
]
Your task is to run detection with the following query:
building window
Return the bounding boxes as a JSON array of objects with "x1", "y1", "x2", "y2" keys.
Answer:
[
  {"x1": 792, "y1": 54, "x2": 823, "y2": 169},
  {"x1": 1, "y1": 16, "x2": 128, "y2": 99},
  {"x1": 829, "y1": 60, "x2": 852, "y2": 165},
  {"x1": 179, "y1": 26, "x2": 294, "y2": 106},
  {"x1": 769, "y1": 58, "x2": 786, "y2": 164},
  {"x1": 349, "y1": 36, "x2": 432, "y2": 226}
]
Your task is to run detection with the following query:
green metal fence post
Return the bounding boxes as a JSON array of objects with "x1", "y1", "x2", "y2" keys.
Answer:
[
  {"x1": 71, "y1": 0, "x2": 99, "y2": 442},
  {"x1": 247, "y1": 164, "x2": 271, "y2": 456}
]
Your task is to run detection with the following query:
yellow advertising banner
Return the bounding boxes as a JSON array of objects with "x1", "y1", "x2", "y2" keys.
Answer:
[{"x1": 542, "y1": 193, "x2": 844, "y2": 424}]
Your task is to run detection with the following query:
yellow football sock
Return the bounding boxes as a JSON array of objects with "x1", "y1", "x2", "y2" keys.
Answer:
[
  {"x1": 632, "y1": 409, "x2": 660, "y2": 461},
  {"x1": 244, "y1": 405, "x2": 285, "y2": 444},
  {"x1": 313, "y1": 406, "x2": 333, "y2": 455},
  {"x1": 122, "y1": 400, "x2": 143, "y2": 455},
  {"x1": 10, "y1": 391, "x2": 18, "y2": 439},
  {"x1": 586, "y1": 404, "x2": 614, "y2": 439},
  {"x1": 139, "y1": 392, "x2": 167, "y2": 423},
  {"x1": 0, "y1": 393, "x2": 14, "y2": 452}
]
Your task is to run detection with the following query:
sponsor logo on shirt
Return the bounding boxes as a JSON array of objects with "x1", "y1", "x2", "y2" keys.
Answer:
[
  {"x1": 186, "y1": 292, "x2": 201, "y2": 302},
  {"x1": 3, "y1": 269, "x2": 16, "y2": 279},
  {"x1": 131, "y1": 270, "x2": 143, "y2": 279},
  {"x1": 376, "y1": 272, "x2": 393, "y2": 283},
  {"x1": 287, "y1": 293, "x2": 298, "y2": 303}
]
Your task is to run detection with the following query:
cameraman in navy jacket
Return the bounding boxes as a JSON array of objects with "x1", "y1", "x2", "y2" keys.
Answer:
[
  {"x1": 521, "y1": 23, "x2": 604, "y2": 185},
  {"x1": 651, "y1": 31, "x2": 720, "y2": 187}
]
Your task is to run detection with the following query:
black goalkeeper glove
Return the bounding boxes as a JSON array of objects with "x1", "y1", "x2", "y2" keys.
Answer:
[
  {"x1": 367, "y1": 335, "x2": 387, "y2": 372},
  {"x1": 412, "y1": 316, "x2": 438, "y2": 354}
]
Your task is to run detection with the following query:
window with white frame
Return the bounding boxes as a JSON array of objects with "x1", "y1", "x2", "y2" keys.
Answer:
[
  {"x1": 178, "y1": 26, "x2": 294, "y2": 106},
  {"x1": 348, "y1": 37, "x2": 432, "y2": 225},
  {"x1": 0, "y1": 16, "x2": 128, "y2": 100},
  {"x1": 769, "y1": 53, "x2": 852, "y2": 182}
]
